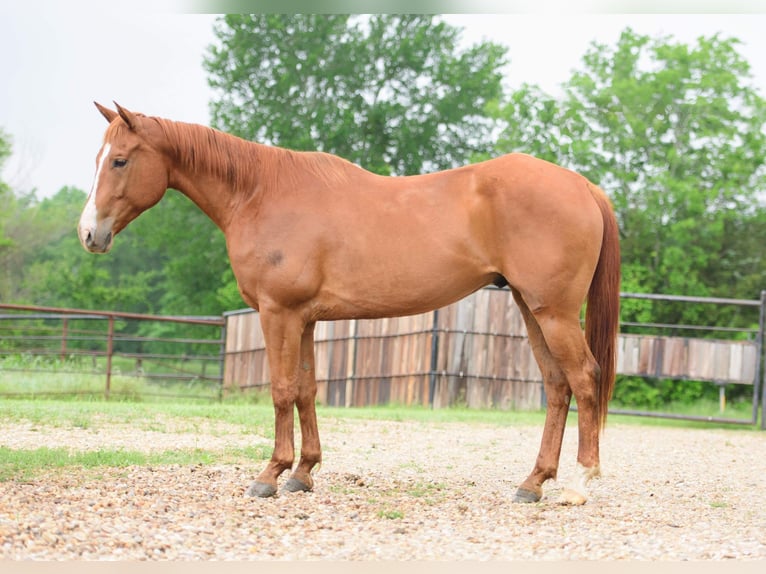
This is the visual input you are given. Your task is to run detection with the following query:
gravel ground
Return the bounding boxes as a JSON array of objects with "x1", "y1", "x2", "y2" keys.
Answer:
[{"x1": 0, "y1": 412, "x2": 764, "y2": 560}]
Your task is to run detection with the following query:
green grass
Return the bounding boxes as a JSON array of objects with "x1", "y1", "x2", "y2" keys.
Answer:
[
  {"x1": 0, "y1": 399, "x2": 276, "y2": 432},
  {"x1": 0, "y1": 445, "x2": 270, "y2": 482},
  {"x1": 0, "y1": 396, "x2": 758, "y2": 434},
  {"x1": 377, "y1": 509, "x2": 405, "y2": 520},
  {"x1": 323, "y1": 402, "x2": 761, "y2": 431},
  {"x1": 0, "y1": 354, "x2": 222, "y2": 402},
  {"x1": 0, "y1": 399, "x2": 279, "y2": 482},
  {"x1": 319, "y1": 403, "x2": 550, "y2": 427}
]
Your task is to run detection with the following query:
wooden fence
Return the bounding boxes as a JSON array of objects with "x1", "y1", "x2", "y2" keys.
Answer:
[{"x1": 223, "y1": 288, "x2": 761, "y2": 411}]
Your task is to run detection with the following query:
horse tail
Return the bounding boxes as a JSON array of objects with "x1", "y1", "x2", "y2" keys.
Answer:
[{"x1": 585, "y1": 183, "x2": 621, "y2": 430}]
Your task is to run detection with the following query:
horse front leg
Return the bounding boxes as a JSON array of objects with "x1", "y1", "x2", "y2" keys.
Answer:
[
  {"x1": 246, "y1": 311, "x2": 304, "y2": 498},
  {"x1": 283, "y1": 321, "x2": 322, "y2": 493}
]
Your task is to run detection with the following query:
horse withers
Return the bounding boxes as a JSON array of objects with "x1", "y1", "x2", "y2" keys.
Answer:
[{"x1": 79, "y1": 102, "x2": 620, "y2": 504}]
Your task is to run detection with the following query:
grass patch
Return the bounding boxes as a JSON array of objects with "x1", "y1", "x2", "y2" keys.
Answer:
[
  {"x1": 0, "y1": 399, "x2": 276, "y2": 432},
  {"x1": 0, "y1": 397, "x2": 759, "y2": 486},
  {"x1": 0, "y1": 444, "x2": 270, "y2": 482},
  {"x1": 0, "y1": 396, "x2": 760, "y2": 487},
  {"x1": 407, "y1": 481, "x2": 448, "y2": 505},
  {"x1": 407, "y1": 481, "x2": 447, "y2": 498},
  {"x1": 0, "y1": 397, "x2": 759, "y2": 438},
  {"x1": 319, "y1": 403, "x2": 549, "y2": 427},
  {"x1": 322, "y1": 403, "x2": 761, "y2": 432},
  {"x1": 377, "y1": 509, "x2": 404, "y2": 520},
  {"x1": 0, "y1": 354, "x2": 224, "y2": 402}
]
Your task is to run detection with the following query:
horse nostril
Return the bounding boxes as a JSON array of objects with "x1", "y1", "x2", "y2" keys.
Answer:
[
  {"x1": 105, "y1": 231, "x2": 112, "y2": 245},
  {"x1": 85, "y1": 230, "x2": 94, "y2": 247}
]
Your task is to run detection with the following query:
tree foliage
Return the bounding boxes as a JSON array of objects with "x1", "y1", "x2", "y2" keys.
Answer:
[
  {"x1": 0, "y1": 128, "x2": 14, "y2": 253},
  {"x1": 0, "y1": 187, "x2": 160, "y2": 311},
  {"x1": 205, "y1": 14, "x2": 506, "y2": 175}
]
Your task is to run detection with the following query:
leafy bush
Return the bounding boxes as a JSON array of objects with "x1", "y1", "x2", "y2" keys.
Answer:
[{"x1": 612, "y1": 375, "x2": 735, "y2": 411}]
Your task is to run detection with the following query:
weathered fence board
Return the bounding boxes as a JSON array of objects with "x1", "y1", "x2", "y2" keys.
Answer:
[{"x1": 617, "y1": 334, "x2": 757, "y2": 384}]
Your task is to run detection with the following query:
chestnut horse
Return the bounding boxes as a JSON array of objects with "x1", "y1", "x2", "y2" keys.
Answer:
[{"x1": 79, "y1": 102, "x2": 620, "y2": 505}]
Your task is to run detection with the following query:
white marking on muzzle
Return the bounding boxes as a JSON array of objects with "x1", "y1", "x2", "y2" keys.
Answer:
[{"x1": 79, "y1": 142, "x2": 111, "y2": 246}]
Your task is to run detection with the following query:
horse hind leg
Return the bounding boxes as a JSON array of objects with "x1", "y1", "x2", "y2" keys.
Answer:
[
  {"x1": 511, "y1": 289, "x2": 571, "y2": 503},
  {"x1": 528, "y1": 302, "x2": 603, "y2": 505}
]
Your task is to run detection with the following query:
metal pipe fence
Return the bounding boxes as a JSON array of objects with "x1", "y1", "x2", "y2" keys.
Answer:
[
  {"x1": 608, "y1": 291, "x2": 765, "y2": 428},
  {"x1": 0, "y1": 304, "x2": 225, "y2": 401}
]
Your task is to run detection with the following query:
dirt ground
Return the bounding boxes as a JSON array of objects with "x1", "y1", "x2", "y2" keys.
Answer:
[{"x1": 1, "y1": 413, "x2": 765, "y2": 560}]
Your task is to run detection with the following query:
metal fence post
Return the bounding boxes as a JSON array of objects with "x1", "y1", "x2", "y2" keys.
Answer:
[
  {"x1": 218, "y1": 318, "x2": 227, "y2": 402},
  {"x1": 60, "y1": 317, "x2": 68, "y2": 362},
  {"x1": 349, "y1": 319, "x2": 359, "y2": 407},
  {"x1": 428, "y1": 309, "x2": 440, "y2": 408},
  {"x1": 105, "y1": 315, "x2": 115, "y2": 400}
]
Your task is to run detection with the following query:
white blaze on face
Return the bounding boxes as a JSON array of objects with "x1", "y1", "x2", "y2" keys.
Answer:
[{"x1": 78, "y1": 142, "x2": 111, "y2": 245}]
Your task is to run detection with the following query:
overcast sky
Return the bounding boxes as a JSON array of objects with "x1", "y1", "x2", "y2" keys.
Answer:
[{"x1": 2, "y1": 6, "x2": 766, "y2": 199}]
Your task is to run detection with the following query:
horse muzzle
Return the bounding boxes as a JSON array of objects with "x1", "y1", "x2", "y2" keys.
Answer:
[{"x1": 78, "y1": 221, "x2": 114, "y2": 254}]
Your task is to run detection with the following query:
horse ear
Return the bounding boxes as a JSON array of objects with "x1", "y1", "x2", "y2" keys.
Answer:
[
  {"x1": 94, "y1": 101, "x2": 118, "y2": 123},
  {"x1": 113, "y1": 102, "x2": 140, "y2": 131}
]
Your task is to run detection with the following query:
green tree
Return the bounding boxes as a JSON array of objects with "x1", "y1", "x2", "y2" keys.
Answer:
[
  {"x1": 0, "y1": 190, "x2": 37, "y2": 303},
  {"x1": 492, "y1": 28, "x2": 766, "y2": 326},
  {"x1": 0, "y1": 128, "x2": 14, "y2": 253},
  {"x1": 205, "y1": 14, "x2": 507, "y2": 176},
  {"x1": 128, "y1": 190, "x2": 229, "y2": 315},
  {"x1": 12, "y1": 187, "x2": 161, "y2": 312}
]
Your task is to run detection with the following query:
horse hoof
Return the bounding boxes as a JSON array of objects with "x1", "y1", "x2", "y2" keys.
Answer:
[
  {"x1": 245, "y1": 481, "x2": 277, "y2": 498},
  {"x1": 559, "y1": 488, "x2": 587, "y2": 506},
  {"x1": 513, "y1": 487, "x2": 541, "y2": 504},
  {"x1": 282, "y1": 477, "x2": 312, "y2": 494}
]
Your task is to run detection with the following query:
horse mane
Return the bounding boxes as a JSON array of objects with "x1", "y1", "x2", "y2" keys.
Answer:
[{"x1": 137, "y1": 116, "x2": 363, "y2": 196}]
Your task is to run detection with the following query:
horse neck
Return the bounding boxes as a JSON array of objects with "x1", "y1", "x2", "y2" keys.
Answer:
[
  {"x1": 157, "y1": 119, "x2": 265, "y2": 231},
  {"x1": 155, "y1": 118, "x2": 368, "y2": 230}
]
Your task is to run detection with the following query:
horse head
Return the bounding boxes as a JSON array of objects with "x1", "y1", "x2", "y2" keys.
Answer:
[{"x1": 78, "y1": 102, "x2": 169, "y2": 253}]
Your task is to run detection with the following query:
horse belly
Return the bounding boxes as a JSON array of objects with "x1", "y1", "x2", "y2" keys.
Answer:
[{"x1": 317, "y1": 234, "x2": 494, "y2": 320}]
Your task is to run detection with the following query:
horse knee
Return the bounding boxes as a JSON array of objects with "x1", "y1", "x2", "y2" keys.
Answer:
[{"x1": 272, "y1": 385, "x2": 298, "y2": 410}]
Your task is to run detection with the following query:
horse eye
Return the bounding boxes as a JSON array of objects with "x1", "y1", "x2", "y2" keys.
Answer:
[{"x1": 112, "y1": 158, "x2": 128, "y2": 168}]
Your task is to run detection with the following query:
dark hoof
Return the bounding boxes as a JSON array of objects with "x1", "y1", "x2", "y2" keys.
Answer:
[
  {"x1": 245, "y1": 481, "x2": 277, "y2": 498},
  {"x1": 282, "y1": 477, "x2": 312, "y2": 494},
  {"x1": 513, "y1": 487, "x2": 541, "y2": 504}
]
